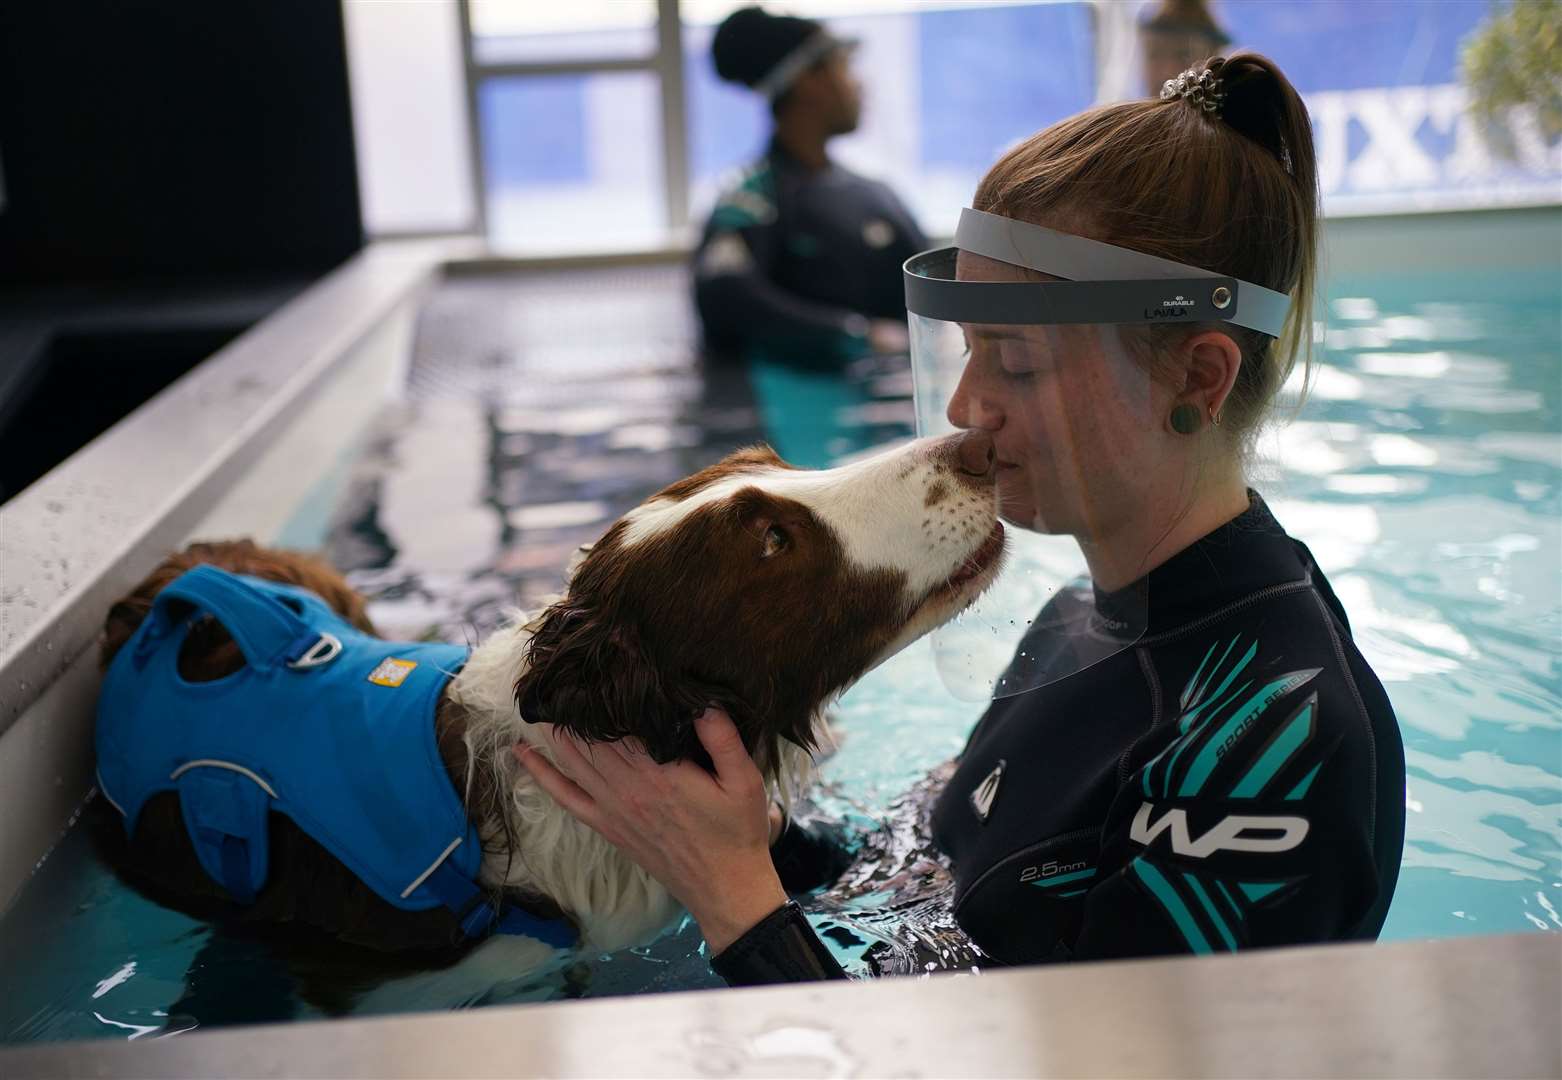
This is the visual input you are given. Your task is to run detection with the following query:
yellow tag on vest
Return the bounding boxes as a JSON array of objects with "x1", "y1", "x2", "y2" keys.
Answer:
[{"x1": 366, "y1": 658, "x2": 418, "y2": 688}]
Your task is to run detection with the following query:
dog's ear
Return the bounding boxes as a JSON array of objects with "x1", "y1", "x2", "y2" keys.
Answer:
[{"x1": 515, "y1": 601, "x2": 738, "y2": 766}]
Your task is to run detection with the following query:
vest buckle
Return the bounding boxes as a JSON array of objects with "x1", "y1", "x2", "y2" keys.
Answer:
[{"x1": 288, "y1": 632, "x2": 343, "y2": 670}]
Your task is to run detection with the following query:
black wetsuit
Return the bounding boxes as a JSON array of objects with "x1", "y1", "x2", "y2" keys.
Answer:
[
  {"x1": 714, "y1": 493, "x2": 1406, "y2": 985},
  {"x1": 692, "y1": 139, "x2": 926, "y2": 367}
]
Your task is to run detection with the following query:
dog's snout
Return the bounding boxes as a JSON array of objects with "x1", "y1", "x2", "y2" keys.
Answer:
[{"x1": 954, "y1": 431, "x2": 996, "y2": 481}]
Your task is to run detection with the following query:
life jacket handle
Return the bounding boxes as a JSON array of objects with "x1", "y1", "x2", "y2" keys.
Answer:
[{"x1": 136, "y1": 564, "x2": 333, "y2": 674}]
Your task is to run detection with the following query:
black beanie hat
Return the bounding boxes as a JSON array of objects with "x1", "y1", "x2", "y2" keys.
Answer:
[{"x1": 711, "y1": 6, "x2": 824, "y2": 89}]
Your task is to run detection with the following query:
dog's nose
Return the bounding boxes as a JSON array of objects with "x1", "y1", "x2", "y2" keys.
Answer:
[{"x1": 955, "y1": 430, "x2": 996, "y2": 479}]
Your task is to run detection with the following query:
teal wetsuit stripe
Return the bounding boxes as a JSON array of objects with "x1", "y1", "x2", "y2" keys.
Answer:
[
  {"x1": 1239, "y1": 880, "x2": 1288, "y2": 903},
  {"x1": 1178, "y1": 670, "x2": 1318, "y2": 797},
  {"x1": 1057, "y1": 888, "x2": 1089, "y2": 898},
  {"x1": 1183, "y1": 873, "x2": 1237, "y2": 951},
  {"x1": 1230, "y1": 701, "x2": 1315, "y2": 798},
  {"x1": 1145, "y1": 675, "x2": 1241, "y2": 796},
  {"x1": 1182, "y1": 640, "x2": 1258, "y2": 733},
  {"x1": 1132, "y1": 859, "x2": 1211, "y2": 955},
  {"x1": 1180, "y1": 636, "x2": 1240, "y2": 730},
  {"x1": 1285, "y1": 761, "x2": 1322, "y2": 800},
  {"x1": 1158, "y1": 679, "x2": 1251, "y2": 795},
  {"x1": 1215, "y1": 878, "x2": 1243, "y2": 920},
  {"x1": 1180, "y1": 640, "x2": 1220, "y2": 709},
  {"x1": 1031, "y1": 867, "x2": 1097, "y2": 888}
]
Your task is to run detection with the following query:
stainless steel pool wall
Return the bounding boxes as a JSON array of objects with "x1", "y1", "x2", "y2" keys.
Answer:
[{"x1": 0, "y1": 212, "x2": 1557, "y2": 1077}]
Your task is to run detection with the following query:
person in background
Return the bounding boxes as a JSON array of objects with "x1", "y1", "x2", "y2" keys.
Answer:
[
  {"x1": 693, "y1": 6, "x2": 927, "y2": 369},
  {"x1": 1139, "y1": 0, "x2": 1232, "y2": 97}
]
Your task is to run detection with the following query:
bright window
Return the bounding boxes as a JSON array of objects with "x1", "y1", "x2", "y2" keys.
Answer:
[
  {"x1": 468, "y1": 1, "x2": 657, "y2": 64},
  {"x1": 481, "y1": 72, "x2": 666, "y2": 252},
  {"x1": 435, "y1": 0, "x2": 1562, "y2": 254}
]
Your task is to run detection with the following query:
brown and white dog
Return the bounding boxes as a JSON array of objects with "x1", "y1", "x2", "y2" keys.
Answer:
[{"x1": 97, "y1": 434, "x2": 1002, "y2": 993}]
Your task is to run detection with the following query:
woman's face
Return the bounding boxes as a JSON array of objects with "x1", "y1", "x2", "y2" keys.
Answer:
[{"x1": 944, "y1": 252, "x2": 1162, "y2": 539}]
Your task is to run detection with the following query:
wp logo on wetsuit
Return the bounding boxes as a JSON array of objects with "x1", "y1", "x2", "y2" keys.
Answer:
[{"x1": 1129, "y1": 802, "x2": 1309, "y2": 859}]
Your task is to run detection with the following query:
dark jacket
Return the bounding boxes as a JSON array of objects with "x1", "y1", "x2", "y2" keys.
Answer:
[{"x1": 692, "y1": 139, "x2": 926, "y2": 366}]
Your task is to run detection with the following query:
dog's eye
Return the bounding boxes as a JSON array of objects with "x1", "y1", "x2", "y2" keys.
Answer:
[{"x1": 761, "y1": 524, "x2": 789, "y2": 557}]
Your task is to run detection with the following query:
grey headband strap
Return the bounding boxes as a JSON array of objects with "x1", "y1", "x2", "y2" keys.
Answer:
[
  {"x1": 953, "y1": 207, "x2": 1291, "y2": 337},
  {"x1": 752, "y1": 31, "x2": 848, "y2": 101},
  {"x1": 905, "y1": 248, "x2": 1242, "y2": 326}
]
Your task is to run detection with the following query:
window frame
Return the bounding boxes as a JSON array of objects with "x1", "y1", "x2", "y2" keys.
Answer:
[{"x1": 455, "y1": 0, "x2": 691, "y2": 247}]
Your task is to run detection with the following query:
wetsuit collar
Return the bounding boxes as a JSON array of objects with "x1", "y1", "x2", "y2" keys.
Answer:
[{"x1": 1095, "y1": 492, "x2": 1310, "y2": 637}]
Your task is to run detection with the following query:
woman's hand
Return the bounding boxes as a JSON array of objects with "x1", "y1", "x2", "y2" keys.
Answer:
[{"x1": 515, "y1": 708, "x2": 788, "y2": 954}]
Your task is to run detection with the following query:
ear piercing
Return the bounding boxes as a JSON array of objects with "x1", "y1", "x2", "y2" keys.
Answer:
[{"x1": 1170, "y1": 403, "x2": 1203, "y2": 434}]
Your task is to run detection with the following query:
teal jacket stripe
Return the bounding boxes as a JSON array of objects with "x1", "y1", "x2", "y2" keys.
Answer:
[
  {"x1": 1285, "y1": 761, "x2": 1323, "y2": 800},
  {"x1": 1230, "y1": 698, "x2": 1316, "y2": 798},
  {"x1": 1184, "y1": 873, "x2": 1238, "y2": 951},
  {"x1": 1181, "y1": 635, "x2": 1239, "y2": 721},
  {"x1": 1240, "y1": 880, "x2": 1289, "y2": 903},
  {"x1": 1031, "y1": 867, "x2": 1097, "y2": 888},
  {"x1": 1178, "y1": 669, "x2": 1320, "y2": 797},
  {"x1": 1179, "y1": 639, "x2": 1220, "y2": 710},
  {"x1": 1157, "y1": 677, "x2": 1252, "y2": 795},
  {"x1": 1180, "y1": 639, "x2": 1259, "y2": 734},
  {"x1": 1215, "y1": 878, "x2": 1245, "y2": 921},
  {"x1": 1132, "y1": 858, "x2": 1212, "y2": 955}
]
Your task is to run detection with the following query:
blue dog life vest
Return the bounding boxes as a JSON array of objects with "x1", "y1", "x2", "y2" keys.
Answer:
[{"x1": 95, "y1": 565, "x2": 576, "y2": 948}]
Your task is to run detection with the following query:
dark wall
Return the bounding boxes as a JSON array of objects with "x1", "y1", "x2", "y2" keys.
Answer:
[{"x1": 0, "y1": 0, "x2": 363, "y2": 285}]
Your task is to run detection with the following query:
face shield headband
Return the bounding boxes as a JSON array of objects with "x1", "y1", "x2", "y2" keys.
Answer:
[
  {"x1": 903, "y1": 207, "x2": 1291, "y2": 335},
  {"x1": 901, "y1": 210, "x2": 1291, "y2": 701}
]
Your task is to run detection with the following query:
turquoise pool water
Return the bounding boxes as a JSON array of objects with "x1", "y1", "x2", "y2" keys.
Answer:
[{"x1": 2, "y1": 261, "x2": 1557, "y2": 1043}]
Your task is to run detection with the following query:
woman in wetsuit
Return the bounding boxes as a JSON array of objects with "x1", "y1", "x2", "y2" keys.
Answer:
[{"x1": 519, "y1": 53, "x2": 1405, "y2": 984}]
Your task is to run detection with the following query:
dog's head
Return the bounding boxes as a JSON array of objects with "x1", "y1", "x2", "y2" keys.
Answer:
[
  {"x1": 100, "y1": 539, "x2": 375, "y2": 680},
  {"x1": 515, "y1": 434, "x2": 1003, "y2": 771}
]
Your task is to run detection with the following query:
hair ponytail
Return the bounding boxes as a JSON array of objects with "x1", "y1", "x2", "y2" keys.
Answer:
[
  {"x1": 1208, "y1": 55, "x2": 1315, "y2": 192},
  {"x1": 1206, "y1": 52, "x2": 1320, "y2": 423}
]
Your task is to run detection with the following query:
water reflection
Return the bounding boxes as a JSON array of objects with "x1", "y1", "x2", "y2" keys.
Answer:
[{"x1": 1302, "y1": 272, "x2": 1560, "y2": 940}]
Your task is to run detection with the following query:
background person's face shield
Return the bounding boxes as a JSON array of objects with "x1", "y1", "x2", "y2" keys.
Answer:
[{"x1": 904, "y1": 211, "x2": 1291, "y2": 701}]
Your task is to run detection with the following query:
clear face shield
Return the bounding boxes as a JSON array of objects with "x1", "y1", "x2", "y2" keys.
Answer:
[{"x1": 905, "y1": 209, "x2": 1291, "y2": 701}]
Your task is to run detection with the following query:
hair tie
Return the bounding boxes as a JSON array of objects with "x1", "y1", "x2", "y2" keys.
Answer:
[{"x1": 1160, "y1": 66, "x2": 1225, "y2": 118}]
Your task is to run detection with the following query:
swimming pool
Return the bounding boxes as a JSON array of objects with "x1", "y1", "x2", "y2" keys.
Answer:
[{"x1": 2, "y1": 244, "x2": 1557, "y2": 1043}]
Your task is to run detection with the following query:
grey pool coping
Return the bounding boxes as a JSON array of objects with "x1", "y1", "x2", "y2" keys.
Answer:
[
  {"x1": 2, "y1": 931, "x2": 1556, "y2": 1078},
  {"x1": 0, "y1": 238, "x2": 476, "y2": 737}
]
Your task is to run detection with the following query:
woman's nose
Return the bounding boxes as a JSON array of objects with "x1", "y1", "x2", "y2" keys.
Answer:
[{"x1": 946, "y1": 379, "x2": 1003, "y2": 432}]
